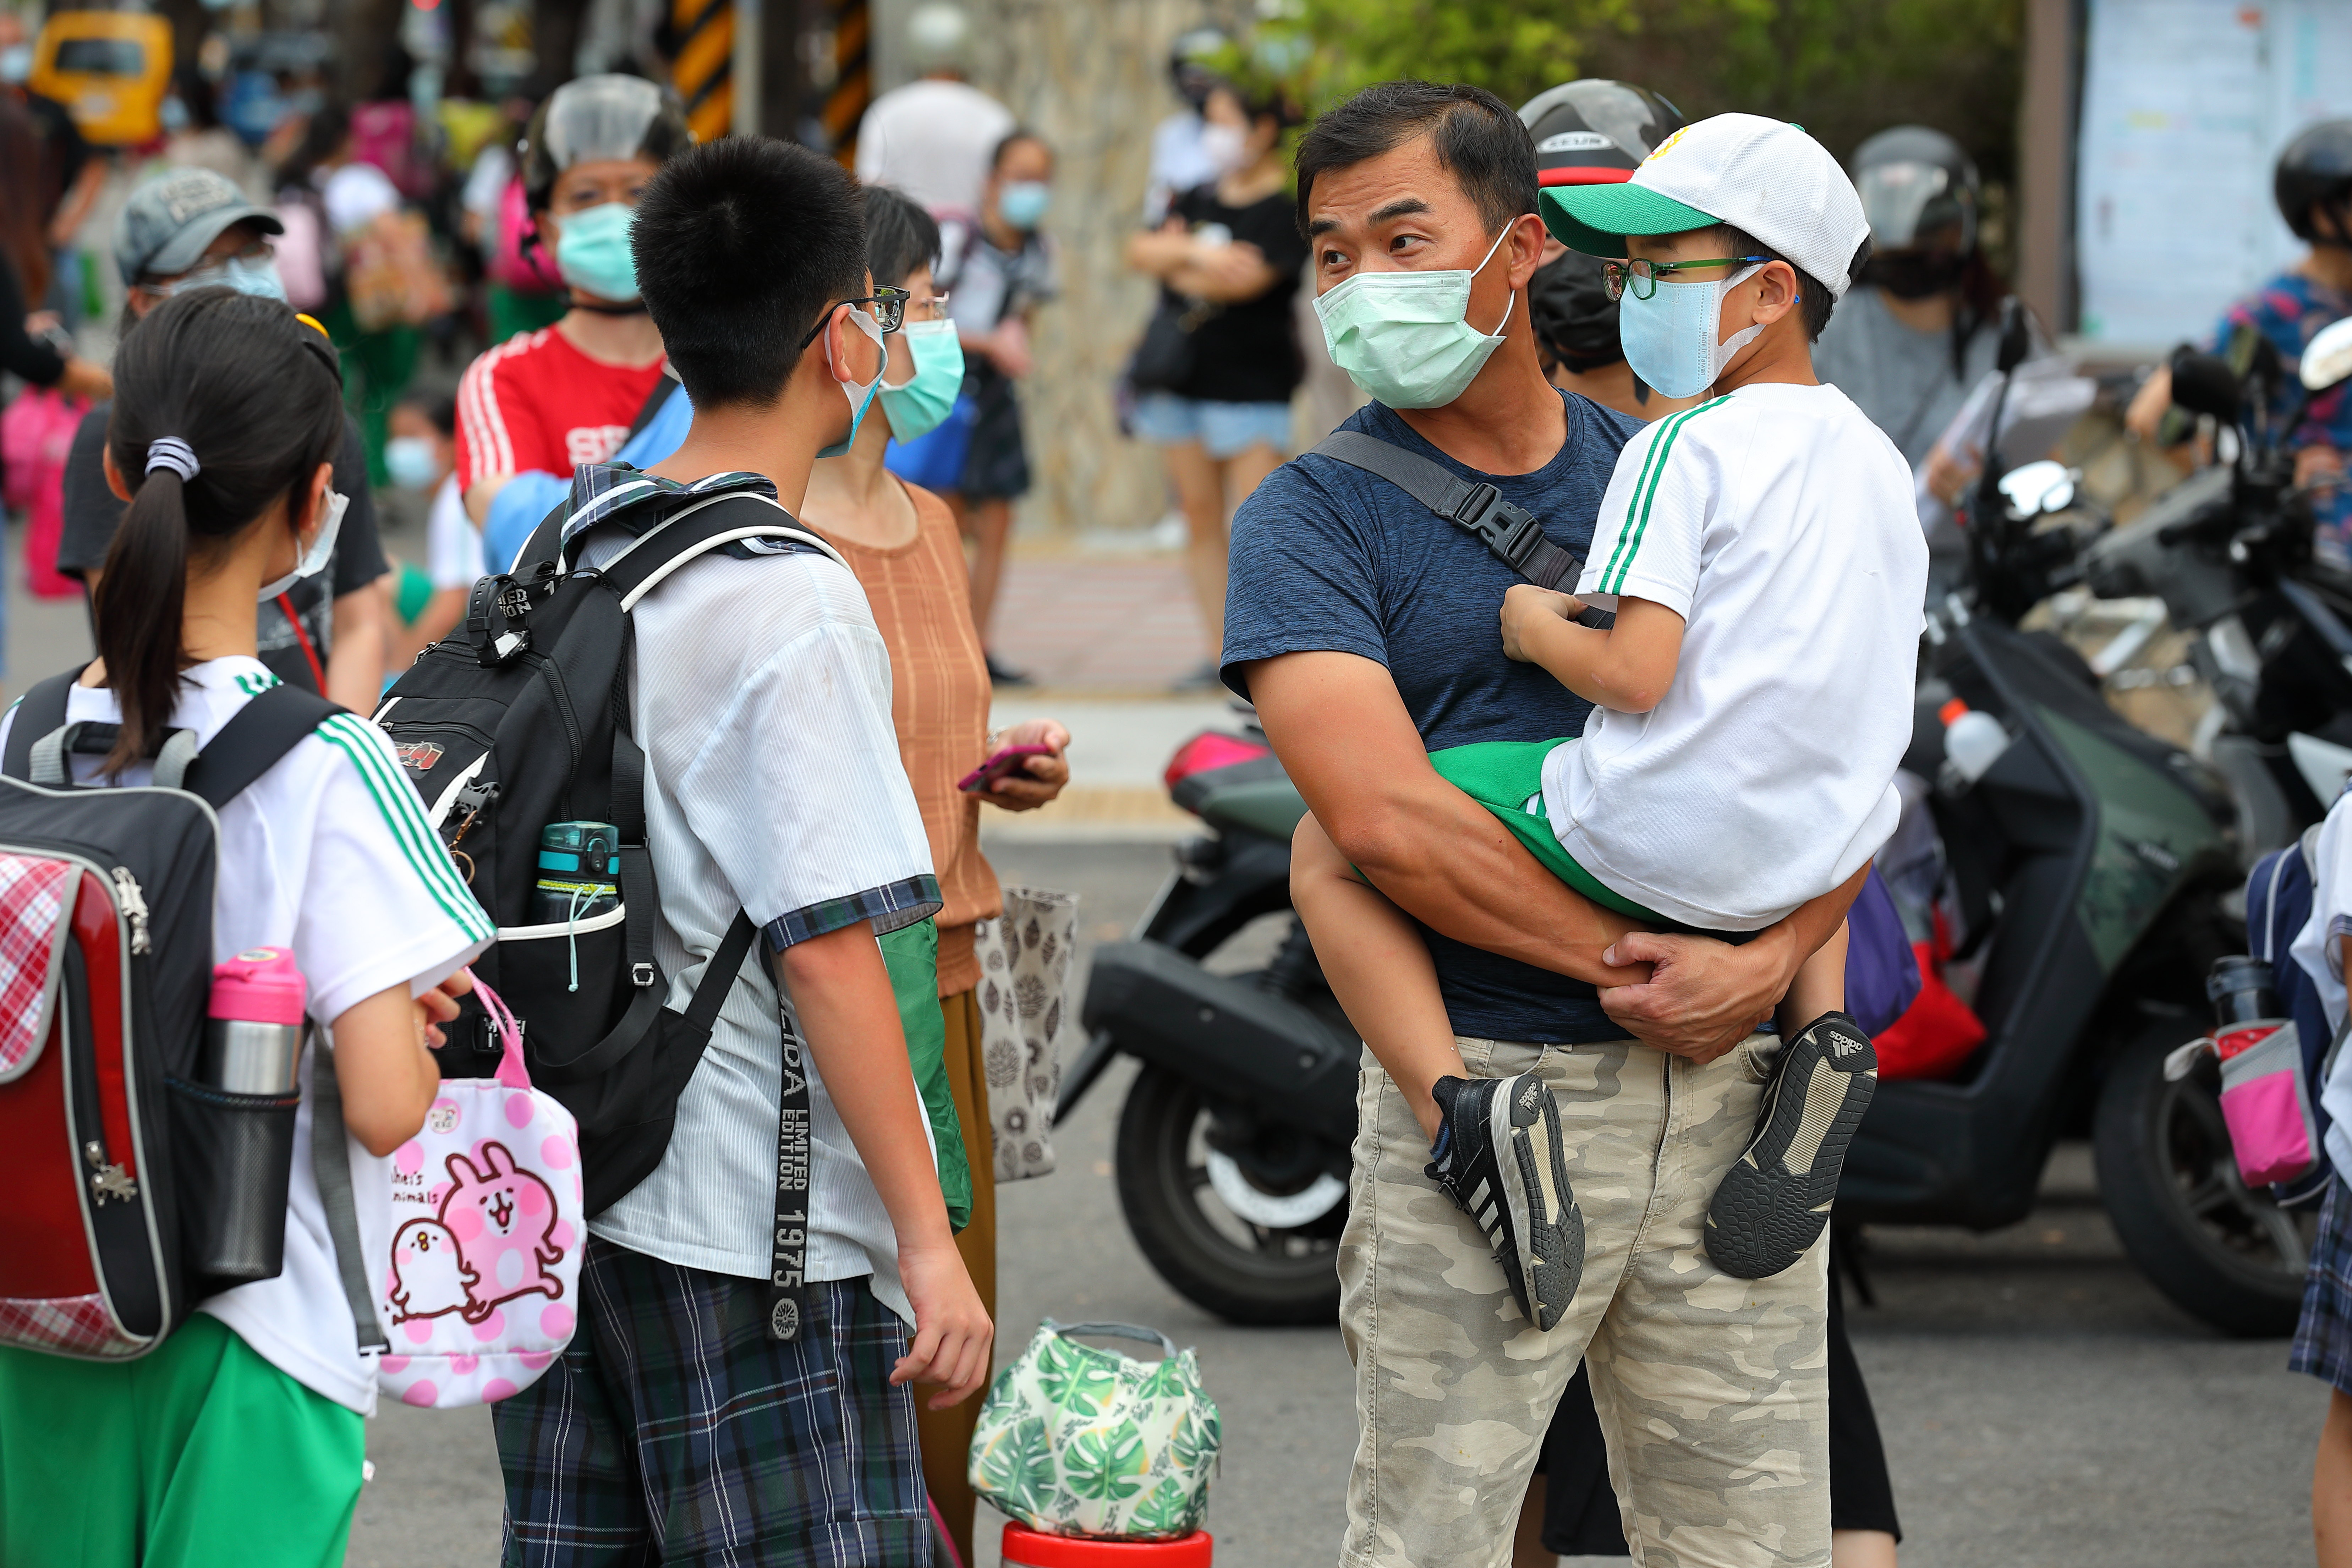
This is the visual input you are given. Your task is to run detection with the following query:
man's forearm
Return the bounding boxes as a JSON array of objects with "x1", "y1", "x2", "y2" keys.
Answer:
[
  {"x1": 779, "y1": 923, "x2": 955, "y2": 1253},
  {"x1": 1248, "y1": 652, "x2": 1645, "y2": 988}
]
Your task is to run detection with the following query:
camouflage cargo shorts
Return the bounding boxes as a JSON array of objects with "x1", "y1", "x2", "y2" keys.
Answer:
[{"x1": 1337, "y1": 1035, "x2": 1830, "y2": 1568}]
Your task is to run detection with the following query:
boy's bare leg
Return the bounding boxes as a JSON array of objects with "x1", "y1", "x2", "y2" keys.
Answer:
[
  {"x1": 1294, "y1": 809, "x2": 1588, "y2": 1332},
  {"x1": 1292, "y1": 812, "x2": 1465, "y2": 1144},
  {"x1": 1777, "y1": 921, "x2": 1849, "y2": 1036}
]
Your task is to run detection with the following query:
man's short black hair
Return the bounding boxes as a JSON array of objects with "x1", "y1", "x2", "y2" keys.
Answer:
[
  {"x1": 1294, "y1": 81, "x2": 1535, "y2": 241},
  {"x1": 633, "y1": 137, "x2": 869, "y2": 409},
  {"x1": 991, "y1": 127, "x2": 1050, "y2": 170},
  {"x1": 862, "y1": 184, "x2": 941, "y2": 289},
  {"x1": 1710, "y1": 224, "x2": 1840, "y2": 342}
]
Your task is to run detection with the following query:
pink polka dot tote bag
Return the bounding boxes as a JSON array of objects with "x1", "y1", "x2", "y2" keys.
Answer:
[{"x1": 374, "y1": 976, "x2": 583, "y2": 1409}]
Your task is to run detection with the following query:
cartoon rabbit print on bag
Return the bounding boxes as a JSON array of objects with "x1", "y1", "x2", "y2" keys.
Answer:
[
  {"x1": 439, "y1": 1142, "x2": 565, "y2": 1320},
  {"x1": 388, "y1": 1219, "x2": 477, "y2": 1322}
]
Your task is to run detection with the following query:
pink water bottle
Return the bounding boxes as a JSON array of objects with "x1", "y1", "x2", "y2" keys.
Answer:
[
  {"x1": 190, "y1": 948, "x2": 309, "y2": 1284},
  {"x1": 204, "y1": 948, "x2": 308, "y2": 1093}
]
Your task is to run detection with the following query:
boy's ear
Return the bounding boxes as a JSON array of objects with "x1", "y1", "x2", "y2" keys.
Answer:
[{"x1": 1752, "y1": 259, "x2": 1803, "y2": 327}]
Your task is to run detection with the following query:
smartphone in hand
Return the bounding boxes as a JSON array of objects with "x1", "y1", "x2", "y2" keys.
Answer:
[{"x1": 957, "y1": 744, "x2": 1054, "y2": 794}]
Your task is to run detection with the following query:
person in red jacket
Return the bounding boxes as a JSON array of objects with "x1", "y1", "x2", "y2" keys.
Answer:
[{"x1": 456, "y1": 76, "x2": 691, "y2": 534}]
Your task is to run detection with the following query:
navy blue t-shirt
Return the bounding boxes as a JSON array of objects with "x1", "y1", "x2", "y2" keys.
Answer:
[{"x1": 1222, "y1": 391, "x2": 1642, "y2": 1043}]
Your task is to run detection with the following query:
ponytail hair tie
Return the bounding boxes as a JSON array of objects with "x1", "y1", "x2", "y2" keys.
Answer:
[{"x1": 145, "y1": 438, "x2": 199, "y2": 482}]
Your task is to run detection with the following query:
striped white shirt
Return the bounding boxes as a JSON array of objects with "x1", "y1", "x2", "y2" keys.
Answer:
[{"x1": 577, "y1": 516, "x2": 942, "y2": 1321}]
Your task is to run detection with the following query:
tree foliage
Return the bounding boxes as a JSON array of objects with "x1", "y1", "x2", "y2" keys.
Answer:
[{"x1": 1261, "y1": 0, "x2": 2022, "y2": 181}]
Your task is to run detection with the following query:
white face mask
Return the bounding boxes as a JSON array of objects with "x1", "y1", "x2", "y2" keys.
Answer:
[
  {"x1": 258, "y1": 488, "x2": 346, "y2": 601},
  {"x1": 815, "y1": 307, "x2": 888, "y2": 460},
  {"x1": 1314, "y1": 225, "x2": 1516, "y2": 410},
  {"x1": 1199, "y1": 122, "x2": 1250, "y2": 176}
]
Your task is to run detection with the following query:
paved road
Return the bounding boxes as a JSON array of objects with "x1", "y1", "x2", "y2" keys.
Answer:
[{"x1": 345, "y1": 840, "x2": 2329, "y2": 1568}]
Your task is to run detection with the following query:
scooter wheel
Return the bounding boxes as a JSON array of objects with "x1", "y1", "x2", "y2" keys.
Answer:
[
  {"x1": 1114, "y1": 1063, "x2": 1344, "y2": 1325},
  {"x1": 2094, "y1": 1018, "x2": 2314, "y2": 1338}
]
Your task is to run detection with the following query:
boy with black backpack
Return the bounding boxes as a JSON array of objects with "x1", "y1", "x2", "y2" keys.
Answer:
[{"x1": 483, "y1": 138, "x2": 990, "y2": 1563}]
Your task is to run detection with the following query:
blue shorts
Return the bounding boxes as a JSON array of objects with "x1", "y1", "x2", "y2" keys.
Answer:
[{"x1": 1131, "y1": 392, "x2": 1292, "y2": 460}]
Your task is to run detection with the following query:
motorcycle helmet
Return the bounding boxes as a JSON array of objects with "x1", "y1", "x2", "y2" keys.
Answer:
[
  {"x1": 520, "y1": 74, "x2": 693, "y2": 214},
  {"x1": 1516, "y1": 79, "x2": 1687, "y2": 186},
  {"x1": 2276, "y1": 120, "x2": 2352, "y2": 245},
  {"x1": 1169, "y1": 27, "x2": 1229, "y2": 112},
  {"x1": 1851, "y1": 125, "x2": 1980, "y2": 254}
]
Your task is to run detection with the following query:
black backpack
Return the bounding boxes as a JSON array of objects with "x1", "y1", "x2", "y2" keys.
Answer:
[
  {"x1": 374, "y1": 488, "x2": 842, "y2": 1217},
  {"x1": 0, "y1": 674, "x2": 340, "y2": 1360}
]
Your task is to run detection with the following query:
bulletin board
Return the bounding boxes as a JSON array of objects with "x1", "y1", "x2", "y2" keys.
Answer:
[{"x1": 2075, "y1": 0, "x2": 2352, "y2": 350}]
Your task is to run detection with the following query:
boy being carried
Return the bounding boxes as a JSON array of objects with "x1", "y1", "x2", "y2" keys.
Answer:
[{"x1": 1294, "y1": 114, "x2": 1927, "y2": 1327}]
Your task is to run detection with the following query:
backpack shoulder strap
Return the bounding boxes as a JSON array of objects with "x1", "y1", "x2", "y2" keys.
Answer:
[
  {"x1": 593, "y1": 491, "x2": 849, "y2": 610},
  {"x1": 1310, "y1": 430, "x2": 1612, "y2": 626},
  {"x1": 3, "y1": 667, "x2": 89, "y2": 780},
  {"x1": 180, "y1": 684, "x2": 345, "y2": 809},
  {"x1": 624, "y1": 374, "x2": 681, "y2": 445}
]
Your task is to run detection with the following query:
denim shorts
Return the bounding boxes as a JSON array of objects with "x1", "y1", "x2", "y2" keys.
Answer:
[{"x1": 1131, "y1": 392, "x2": 1293, "y2": 459}]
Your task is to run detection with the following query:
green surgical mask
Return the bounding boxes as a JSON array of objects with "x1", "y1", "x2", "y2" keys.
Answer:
[
  {"x1": 553, "y1": 201, "x2": 640, "y2": 303},
  {"x1": 1313, "y1": 226, "x2": 1515, "y2": 410},
  {"x1": 876, "y1": 319, "x2": 966, "y2": 442}
]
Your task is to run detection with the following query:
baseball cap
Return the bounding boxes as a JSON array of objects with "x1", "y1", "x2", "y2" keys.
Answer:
[
  {"x1": 1539, "y1": 113, "x2": 1873, "y2": 300},
  {"x1": 115, "y1": 168, "x2": 284, "y2": 288}
]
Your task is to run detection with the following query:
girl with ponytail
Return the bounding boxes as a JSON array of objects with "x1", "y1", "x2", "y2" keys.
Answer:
[{"x1": 0, "y1": 287, "x2": 497, "y2": 1568}]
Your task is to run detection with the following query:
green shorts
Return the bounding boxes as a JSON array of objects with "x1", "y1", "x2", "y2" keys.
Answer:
[
  {"x1": 1426, "y1": 739, "x2": 1670, "y2": 925},
  {"x1": 0, "y1": 1313, "x2": 365, "y2": 1567}
]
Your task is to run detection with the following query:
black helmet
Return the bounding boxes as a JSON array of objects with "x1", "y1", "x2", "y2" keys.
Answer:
[
  {"x1": 2277, "y1": 121, "x2": 2352, "y2": 244},
  {"x1": 520, "y1": 74, "x2": 693, "y2": 213},
  {"x1": 1169, "y1": 27, "x2": 1229, "y2": 111},
  {"x1": 1516, "y1": 80, "x2": 1686, "y2": 187},
  {"x1": 1529, "y1": 251, "x2": 1623, "y2": 374},
  {"x1": 1851, "y1": 126, "x2": 1979, "y2": 253}
]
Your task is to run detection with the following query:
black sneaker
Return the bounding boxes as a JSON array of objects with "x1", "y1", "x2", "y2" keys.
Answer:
[
  {"x1": 1704, "y1": 1011, "x2": 1878, "y2": 1280},
  {"x1": 1425, "y1": 1071, "x2": 1583, "y2": 1331},
  {"x1": 985, "y1": 652, "x2": 1032, "y2": 687}
]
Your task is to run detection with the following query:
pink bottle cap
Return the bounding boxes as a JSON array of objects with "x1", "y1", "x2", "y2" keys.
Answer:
[{"x1": 209, "y1": 947, "x2": 308, "y2": 1025}]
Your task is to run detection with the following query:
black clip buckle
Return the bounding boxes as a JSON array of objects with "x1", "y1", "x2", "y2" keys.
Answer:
[{"x1": 1450, "y1": 482, "x2": 1503, "y2": 534}]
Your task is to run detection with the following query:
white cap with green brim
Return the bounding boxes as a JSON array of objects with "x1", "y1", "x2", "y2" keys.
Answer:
[{"x1": 1539, "y1": 113, "x2": 1873, "y2": 300}]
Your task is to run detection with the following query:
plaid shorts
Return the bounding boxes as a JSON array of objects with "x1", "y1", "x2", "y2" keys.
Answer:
[
  {"x1": 493, "y1": 1238, "x2": 926, "y2": 1567},
  {"x1": 2293, "y1": 1177, "x2": 2352, "y2": 1395}
]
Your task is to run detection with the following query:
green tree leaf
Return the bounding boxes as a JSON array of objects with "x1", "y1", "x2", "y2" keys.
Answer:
[
  {"x1": 1128, "y1": 1477, "x2": 1202, "y2": 1538},
  {"x1": 974, "y1": 1415, "x2": 1058, "y2": 1519},
  {"x1": 1063, "y1": 1420, "x2": 1150, "y2": 1503},
  {"x1": 1038, "y1": 1353, "x2": 1121, "y2": 1415}
]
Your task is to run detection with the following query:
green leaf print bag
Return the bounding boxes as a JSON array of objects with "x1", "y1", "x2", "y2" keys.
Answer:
[{"x1": 967, "y1": 1320, "x2": 1222, "y2": 1540}]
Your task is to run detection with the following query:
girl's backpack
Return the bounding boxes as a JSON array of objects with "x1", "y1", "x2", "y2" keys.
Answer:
[{"x1": 0, "y1": 674, "x2": 340, "y2": 1359}]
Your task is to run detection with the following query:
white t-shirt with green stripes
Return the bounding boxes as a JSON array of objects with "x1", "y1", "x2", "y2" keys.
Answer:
[
  {"x1": 0, "y1": 657, "x2": 492, "y2": 1412},
  {"x1": 1539, "y1": 382, "x2": 1928, "y2": 931}
]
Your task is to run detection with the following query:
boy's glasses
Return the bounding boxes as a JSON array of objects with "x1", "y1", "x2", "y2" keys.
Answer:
[
  {"x1": 1601, "y1": 256, "x2": 1771, "y2": 301},
  {"x1": 798, "y1": 287, "x2": 912, "y2": 348},
  {"x1": 909, "y1": 290, "x2": 952, "y2": 323}
]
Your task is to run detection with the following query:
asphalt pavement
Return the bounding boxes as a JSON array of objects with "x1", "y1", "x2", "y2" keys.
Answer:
[
  {"x1": 0, "y1": 530, "x2": 2320, "y2": 1568},
  {"x1": 346, "y1": 839, "x2": 2330, "y2": 1568}
]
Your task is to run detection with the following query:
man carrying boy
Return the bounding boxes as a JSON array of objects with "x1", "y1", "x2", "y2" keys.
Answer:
[
  {"x1": 490, "y1": 137, "x2": 991, "y2": 1565},
  {"x1": 1226, "y1": 86, "x2": 1879, "y2": 1567}
]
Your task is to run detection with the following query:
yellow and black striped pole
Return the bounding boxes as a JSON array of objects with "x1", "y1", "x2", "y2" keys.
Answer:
[
  {"x1": 819, "y1": 0, "x2": 870, "y2": 161},
  {"x1": 670, "y1": 0, "x2": 733, "y2": 143}
]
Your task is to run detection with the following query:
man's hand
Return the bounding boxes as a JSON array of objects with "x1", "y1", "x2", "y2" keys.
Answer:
[
  {"x1": 2297, "y1": 444, "x2": 2346, "y2": 494},
  {"x1": 893, "y1": 1240, "x2": 994, "y2": 1409},
  {"x1": 1596, "y1": 928, "x2": 1792, "y2": 1062},
  {"x1": 1596, "y1": 863, "x2": 1867, "y2": 1060},
  {"x1": 1499, "y1": 583, "x2": 1581, "y2": 663}
]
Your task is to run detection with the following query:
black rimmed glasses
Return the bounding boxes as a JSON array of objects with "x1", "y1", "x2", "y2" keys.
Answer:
[
  {"x1": 1601, "y1": 256, "x2": 1770, "y2": 301},
  {"x1": 797, "y1": 286, "x2": 912, "y2": 348}
]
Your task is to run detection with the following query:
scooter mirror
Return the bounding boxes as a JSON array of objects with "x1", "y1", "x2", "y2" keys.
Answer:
[
  {"x1": 1999, "y1": 459, "x2": 2074, "y2": 516},
  {"x1": 2169, "y1": 347, "x2": 2241, "y2": 423},
  {"x1": 1994, "y1": 296, "x2": 2033, "y2": 374},
  {"x1": 2304, "y1": 317, "x2": 2352, "y2": 393}
]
